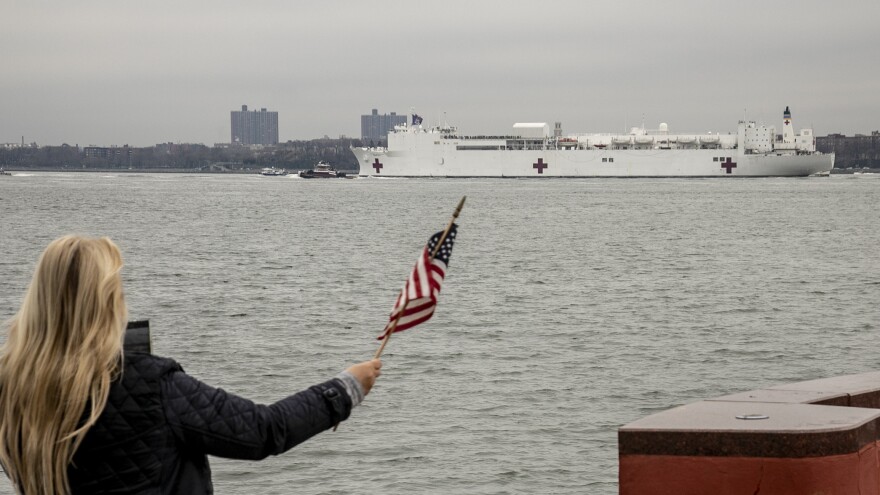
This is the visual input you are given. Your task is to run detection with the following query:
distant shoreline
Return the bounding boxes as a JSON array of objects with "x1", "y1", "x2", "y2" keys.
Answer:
[
  {"x1": 2, "y1": 168, "x2": 876, "y2": 175},
  {"x1": 0, "y1": 168, "x2": 359, "y2": 174},
  {"x1": 832, "y1": 168, "x2": 880, "y2": 174}
]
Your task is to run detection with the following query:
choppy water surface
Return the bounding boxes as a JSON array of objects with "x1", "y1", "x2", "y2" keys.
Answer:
[{"x1": 1, "y1": 173, "x2": 879, "y2": 494}]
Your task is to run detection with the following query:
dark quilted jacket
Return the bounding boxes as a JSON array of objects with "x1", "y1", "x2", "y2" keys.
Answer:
[{"x1": 68, "y1": 352, "x2": 352, "y2": 494}]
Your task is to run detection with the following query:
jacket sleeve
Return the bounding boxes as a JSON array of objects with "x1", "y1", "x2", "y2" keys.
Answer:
[{"x1": 160, "y1": 369, "x2": 352, "y2": 460}]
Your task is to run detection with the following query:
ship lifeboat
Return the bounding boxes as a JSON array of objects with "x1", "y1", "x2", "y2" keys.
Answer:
[
  {"x1": 699, "y1": 135, "x2": 720, "y2": 144},
  {"x1": 611, "y1": 136, "x2": 632, "y2": 145},
  {"x1": 677, "y1": 136, "x2": 696, "y2": 144},
  {"x1": 634, "y1": 136, "x2": 654, "y2": 144},
  {"x1": 557, "y1": 138, "x2": 578, "y2": 149}
]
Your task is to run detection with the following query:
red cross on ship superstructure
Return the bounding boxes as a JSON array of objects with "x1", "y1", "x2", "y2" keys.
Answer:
[
  {"x1": 721, "y1": 158, "x2": 737, "y2": 174},
  {"x1": 372, "y1": 158, "x2": 383, "y2": 174},
  {"x1": 533, "y1": 158, "x2": 548, "y2": 174}
]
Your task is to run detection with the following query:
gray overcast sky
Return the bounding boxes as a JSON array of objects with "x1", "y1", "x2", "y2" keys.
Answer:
[{"x1": 3, "y1": 0, "x2": 879, "y2": 146}]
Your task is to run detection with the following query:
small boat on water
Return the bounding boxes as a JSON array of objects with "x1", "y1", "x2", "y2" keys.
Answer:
[
  {"x1": 299, "y1": 161, "x2": 347, "y2": 179},
  {"x1": 260, "y1": 167, "x2": 288, "y2": 176},
  {"x1": 0, "y1": 168, "x2": 10, "y2": 176}
]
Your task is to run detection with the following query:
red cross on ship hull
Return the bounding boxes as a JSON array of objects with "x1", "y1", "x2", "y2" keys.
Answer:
[
  {"x1": 533, "y1": 158, "x2": 548, "y2": 174},
  {"x1": 721, "y1": 158, "x2": 737, "y2": 174}
]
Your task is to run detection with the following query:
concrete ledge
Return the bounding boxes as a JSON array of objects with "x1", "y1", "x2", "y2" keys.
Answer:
[
  {"x1": 709, "y1": 387, "x2": 850, "y2": 406},
  {"x1": 763, "y1": 371, "x2": 880, "y2": 408},
  {"x1": 619, "y1": 401, "x2": 880, "y2": 457},
  {"x1": 618, "y1": 371, "x2": 880, "y2": 494}
]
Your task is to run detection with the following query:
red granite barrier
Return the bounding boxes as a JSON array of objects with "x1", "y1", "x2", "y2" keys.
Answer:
[{"x1": 618, "y1": 371, "x2": 880, "y2": 494}]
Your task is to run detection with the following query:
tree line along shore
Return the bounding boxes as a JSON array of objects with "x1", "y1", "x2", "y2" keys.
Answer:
[{"x1": 0, "y1": 138, "x2": 363, "y2": 173}]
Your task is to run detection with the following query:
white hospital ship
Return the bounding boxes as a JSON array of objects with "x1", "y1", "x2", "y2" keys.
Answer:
[{"x1": 351, "y1": 107, "x2": 834, "y2": 177}]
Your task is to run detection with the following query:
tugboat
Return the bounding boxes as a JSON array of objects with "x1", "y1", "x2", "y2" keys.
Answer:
[
  {"x1": 260, "y1": 167, "x2": 288, "y2": 176},
  {"x1": 299, "y1": 161, "x2": 347, "y2": 179}
]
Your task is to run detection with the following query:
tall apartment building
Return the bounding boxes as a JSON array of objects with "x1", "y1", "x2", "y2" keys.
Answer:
[
  {"x1": 231, "y1": 105, "x2": 279, "y2": 145},
  {"x1": 361, "y1": 109, "x2": 406, "y2": 144}
]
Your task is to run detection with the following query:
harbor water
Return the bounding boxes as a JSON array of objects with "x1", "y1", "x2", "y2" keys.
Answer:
[{"x1": 1, "y1": 173, "x2": 879, "y2": 494}]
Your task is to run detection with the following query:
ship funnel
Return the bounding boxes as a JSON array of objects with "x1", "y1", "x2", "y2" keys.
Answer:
[{"x1": 782, "y1": 106, "x2": 794, "y2": 143}]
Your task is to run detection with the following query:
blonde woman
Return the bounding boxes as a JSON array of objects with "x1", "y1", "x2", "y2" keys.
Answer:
[{"x1": 0, "y1": 235, "x2": 381, "y2": 494}]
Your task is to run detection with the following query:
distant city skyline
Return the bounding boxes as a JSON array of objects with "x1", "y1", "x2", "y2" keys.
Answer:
[{"x1": 2, "y1": 1, "x2": 879, "y2": 147}]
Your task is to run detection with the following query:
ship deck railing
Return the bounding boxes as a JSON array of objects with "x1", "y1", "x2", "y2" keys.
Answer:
[{"x1": 442, "y1": 135, "x2": 523, "y2": 140}]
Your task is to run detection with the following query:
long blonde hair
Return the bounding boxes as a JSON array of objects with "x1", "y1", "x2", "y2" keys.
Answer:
[{"x1": 0, "y1": 235, "x2": 128, "y2": 495}]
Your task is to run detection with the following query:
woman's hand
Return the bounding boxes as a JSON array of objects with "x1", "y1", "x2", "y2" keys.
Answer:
[{"x1": 345, "y1": 359, "x2": 382, "y2": 396}]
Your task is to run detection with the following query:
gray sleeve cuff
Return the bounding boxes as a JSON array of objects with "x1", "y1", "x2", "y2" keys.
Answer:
[{"x1": 336, "y1": 371, "x2": 365, "y2": 407}]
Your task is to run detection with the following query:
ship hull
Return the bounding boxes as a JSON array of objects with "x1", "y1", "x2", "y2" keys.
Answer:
[{"x1": 352, "y1": 148, "x2": 834, "y2": 178}]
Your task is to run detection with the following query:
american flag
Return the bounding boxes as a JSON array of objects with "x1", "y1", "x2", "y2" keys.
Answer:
[{"x1": 378, "y1": 224, "x2": 457, "y2": 340}]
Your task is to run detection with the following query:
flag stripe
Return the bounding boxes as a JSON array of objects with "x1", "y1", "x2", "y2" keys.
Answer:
[{"x1": 393, "y1": 303, "x2": 435, "y2": 331}]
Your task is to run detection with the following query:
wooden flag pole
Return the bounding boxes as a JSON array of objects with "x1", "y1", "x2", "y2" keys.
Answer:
[{"x1": 373, "y1": 196, "x2": 466, "y2": 360}]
